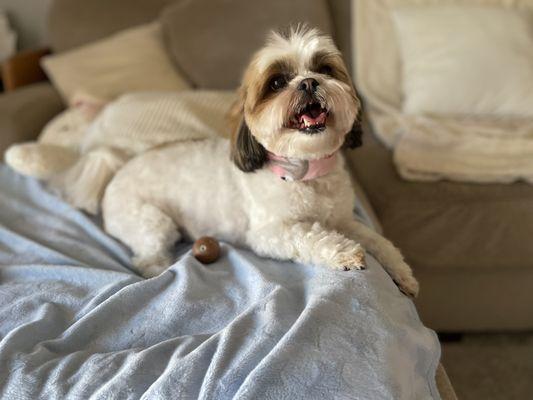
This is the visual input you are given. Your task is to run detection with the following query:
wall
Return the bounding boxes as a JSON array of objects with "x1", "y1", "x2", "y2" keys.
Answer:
[{"x1": 0, "y1": 0, "x2": 51, "y2": 50}]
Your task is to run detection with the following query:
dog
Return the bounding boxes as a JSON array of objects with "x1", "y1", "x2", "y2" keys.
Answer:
[{"x1": 101, "y1": 26, "x2": 419, "y2": 297}]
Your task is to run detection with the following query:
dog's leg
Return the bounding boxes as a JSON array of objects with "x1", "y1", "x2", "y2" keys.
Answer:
[
  {"x1": 247, "y1": 221, "x2": 366, "y2": 271},
  {"x1": 337, "y1": 220, "x2": 419, "y2": 297},
  {"x1": 131, "y1": 203, "x2": 181, "y2": 277},
  {"x1": 105, "y1": 201, "x2": 180, "y2": 278}
]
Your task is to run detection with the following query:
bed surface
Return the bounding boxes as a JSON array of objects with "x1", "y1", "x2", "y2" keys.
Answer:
[{"x1": 0, "y1": 164, "x2": 441, "y2": 399}]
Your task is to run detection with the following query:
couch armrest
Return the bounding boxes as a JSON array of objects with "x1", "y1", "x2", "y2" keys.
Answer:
[
  {"x1": 0, "y1": 82, "x2": 64, "y2": 159},
  {"x1": 1, "y1": 48, "x2": 50, "y2": 91}
]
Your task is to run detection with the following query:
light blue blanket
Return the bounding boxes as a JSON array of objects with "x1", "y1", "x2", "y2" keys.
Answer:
[{"x1": 0, "y1": 164, "x2": 441, "y2": 399}]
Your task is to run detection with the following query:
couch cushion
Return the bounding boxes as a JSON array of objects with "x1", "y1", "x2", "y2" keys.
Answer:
[
  {"x1": 42, "y1": 22, "x2": 190, "y2": 104},
  {"x1": 345, "y1": 124, "x2": 533, "y2": 272},
  {"x1": 48, "y1": 0, "x2": 352, "y2": 85},
  {"x1": 0, "y1": 83, "x2": 64, "y2": 159},
  {"x1": 160, "y1": 0, "x2": 333, "y2": 89},
  {"x1": 326, "y1": 0, "x2": 352, "y2": 71},
  {"x1": 48, "y1": 0, "x2": 175, "y2": 52},
  {"x1": 415, "y1": 266, "x2": 533, "y2": 331},
  {"x1": 392, "y1": 5, "x2": 533, "y2": 118}
]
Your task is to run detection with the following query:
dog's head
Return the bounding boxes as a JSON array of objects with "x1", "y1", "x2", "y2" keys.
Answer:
[{"x1": 230, "y1": 26, "x2": 363, "y2": 172}]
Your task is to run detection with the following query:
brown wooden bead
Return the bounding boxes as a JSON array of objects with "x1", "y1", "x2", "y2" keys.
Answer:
[{"x1": 192, "y1": 236, "x2": 220, "y2": 264}]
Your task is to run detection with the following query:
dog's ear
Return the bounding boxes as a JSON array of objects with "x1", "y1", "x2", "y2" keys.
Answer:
[
  {"x1": 343, "y1": 111, "x2": 364, "y2": 149},
  {"x1": 231, "y1": 118, "x2": 268, "y2": 172},
  {"x1": 229, "y1": 96, "x2": 267, "y2": 172}
]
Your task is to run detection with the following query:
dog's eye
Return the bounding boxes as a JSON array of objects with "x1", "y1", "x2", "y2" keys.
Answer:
[
  {"x1": 318, "y1": 65, "x2": 333, "y2": 76},
  {"x1": 269, "y1": 75, "x2": 287, "y2": 91}
]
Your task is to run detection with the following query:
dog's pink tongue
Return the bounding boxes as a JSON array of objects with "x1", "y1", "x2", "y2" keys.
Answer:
[{"x1": 301, "y1": 111, "x2": 326, "y2": 126}]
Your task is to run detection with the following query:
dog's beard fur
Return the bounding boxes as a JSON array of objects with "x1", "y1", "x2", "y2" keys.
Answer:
[
  {"x1": 249, "y1": 77, "x2": 359, "y2": 159},
  {"x1": 231, "y1": 26, "x2": 362, "y2": 168}
]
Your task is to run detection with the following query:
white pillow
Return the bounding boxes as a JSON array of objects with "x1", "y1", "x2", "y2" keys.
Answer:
[
  {"x1": 41, "y1": 22, "x2": 190, "y2": 104},
  {"x1": 392, "y1": 5, "x2": 533, "y2": 118}
]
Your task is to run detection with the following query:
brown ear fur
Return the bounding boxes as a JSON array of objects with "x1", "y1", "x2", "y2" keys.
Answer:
[
  {"x1": 229, "y1": 94, "x2": 267, "y2": 172},
  {"x1": 343, "y1": 113, "x2": 364, "y2": 149},
  {"x1": 343, "y1": 91, "x2": 364, "y2": 149}
]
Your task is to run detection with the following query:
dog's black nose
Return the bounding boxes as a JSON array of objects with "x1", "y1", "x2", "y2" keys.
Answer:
[{"x1": 298, "y1": 78, "x2": 319, "y2": 94}]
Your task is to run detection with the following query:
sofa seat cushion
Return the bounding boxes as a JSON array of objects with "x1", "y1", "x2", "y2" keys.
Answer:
[{"x1": 345, "y1": 128, "x2": 533, "y2": 271}]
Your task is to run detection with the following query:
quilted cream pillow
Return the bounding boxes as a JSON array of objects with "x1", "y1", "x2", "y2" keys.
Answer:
[
  {"x1": 392, "y1": 5, "x2": 533, "y2": 118},
  {"x1": 41, "y1": 22, "x2": 190, "y2": 104}
]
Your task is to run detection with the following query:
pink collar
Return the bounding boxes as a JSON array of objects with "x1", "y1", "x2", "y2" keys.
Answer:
[{"x1": 267, "y1": 152, "x2": 338, "y2": 181}]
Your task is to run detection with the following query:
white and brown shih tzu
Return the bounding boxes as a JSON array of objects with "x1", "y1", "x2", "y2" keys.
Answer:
[{"x1": 101, "y1": 26, "x2": 419, "y2": 297}]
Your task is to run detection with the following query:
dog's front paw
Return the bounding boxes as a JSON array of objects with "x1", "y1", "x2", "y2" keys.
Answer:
[
  {"x1": 333, "y1": 245, "x2": 366, "y2": 271},
  {"x1": 394, "y1": 272, "x2": 420, "y2": 298}
]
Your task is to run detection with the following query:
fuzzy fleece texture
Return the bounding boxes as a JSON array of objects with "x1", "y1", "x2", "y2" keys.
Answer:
[{"x1": 0, "y1": 164, "x2": 441, "y2": 399}]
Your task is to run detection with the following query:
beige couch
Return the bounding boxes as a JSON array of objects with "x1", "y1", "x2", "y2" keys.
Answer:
[
  {"x1": 0, "y1": 1, "x2": 462, "y2": 397},
  {"x1": 346, "y1": 120, "x2": 533, "y2": 332},
  {"x1": 1, "y1": 0, "x2": 529, "y2": 335}
]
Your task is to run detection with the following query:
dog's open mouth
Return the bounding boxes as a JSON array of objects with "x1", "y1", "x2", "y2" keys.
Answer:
[{"x1": 286, "y1": 102, "x2": 328, "y2": 134}]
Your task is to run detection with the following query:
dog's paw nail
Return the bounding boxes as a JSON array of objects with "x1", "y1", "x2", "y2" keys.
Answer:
[
  {"x1": 353, "y1": 251, "x2": 366, "y2": 270},
  {"x1": 335, "y1": 248, "x2": 366, "y2": 271}
]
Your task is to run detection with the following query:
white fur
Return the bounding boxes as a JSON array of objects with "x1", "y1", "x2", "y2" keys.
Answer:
[
  {"x1": 252, "y1": 74, "x2": 356, "y2": 160},
  {"x1": 258, "y1": 26, "x2": 335, "y2": 73},
  {"x1": 51, "y1": 147, "x2": 129, "y2": 214},
  {"x1": 246, "y1": 27, "x2": 359, "y2": 161},
  {"x1": 101, "y1": 28, "x2": 419, "y2": 297},
  {"x1": 103, "y1": 139, "x2": 418, "y2": 296}
]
